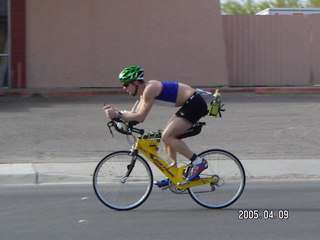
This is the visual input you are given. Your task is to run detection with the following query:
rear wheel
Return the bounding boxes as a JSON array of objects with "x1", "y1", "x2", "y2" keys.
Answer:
[
  {"x1": 187, "y1": 149, "x2": 245, "y2": 209},
  {"x1": 93, "y1": 151, "x2": 153, "y2": 211}
]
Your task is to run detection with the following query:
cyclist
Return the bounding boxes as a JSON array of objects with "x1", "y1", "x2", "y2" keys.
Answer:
[{"x1": 104, "y1": 66, "x2": 208, "y2": 187}]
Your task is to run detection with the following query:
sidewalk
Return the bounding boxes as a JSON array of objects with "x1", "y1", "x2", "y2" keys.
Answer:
[{"x1": 1, "y1": 159, "x2": 320, "y2": 185}]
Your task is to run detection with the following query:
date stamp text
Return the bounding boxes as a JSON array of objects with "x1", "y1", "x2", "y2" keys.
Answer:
[{"x1": 238, "y1": 209, "x2": 289, "y2": 220}]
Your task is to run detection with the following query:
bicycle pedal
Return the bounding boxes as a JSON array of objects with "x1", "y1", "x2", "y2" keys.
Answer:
[{"x1": 160, "y1": 186, "x2": 169, "y2": 190}]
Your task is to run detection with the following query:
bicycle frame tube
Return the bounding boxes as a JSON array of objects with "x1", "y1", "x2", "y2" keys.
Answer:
[{"x1": 135, "y1": 138, "x2": 214, "y2": 189}]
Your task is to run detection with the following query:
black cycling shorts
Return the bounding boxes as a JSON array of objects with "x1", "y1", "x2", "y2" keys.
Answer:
[{"x1": 176, "y1": 92, "x2": 208, "y2": 125}]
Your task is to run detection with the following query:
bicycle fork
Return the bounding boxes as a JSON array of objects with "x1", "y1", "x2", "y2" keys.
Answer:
[{"x1": 120, "y1": 150, "x2": 138, "y2": 184}]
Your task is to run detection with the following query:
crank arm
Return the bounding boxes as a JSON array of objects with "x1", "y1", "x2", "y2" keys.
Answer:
[{"x1": 177, "y1": 177, "x2": 216, "y2": 189}]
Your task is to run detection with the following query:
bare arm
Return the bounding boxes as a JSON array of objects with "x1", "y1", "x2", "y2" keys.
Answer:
[
  {"x1": 104, "y1": 84, "x2": 157, "y2": 122},
  {"x1": 121, "y1": 87, "x2": 155, "y2": 122}
]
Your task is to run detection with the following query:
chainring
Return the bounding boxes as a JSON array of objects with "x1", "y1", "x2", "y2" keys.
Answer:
[{"x1": 168, "y1": 180, "x2": 187, "y2": 194}]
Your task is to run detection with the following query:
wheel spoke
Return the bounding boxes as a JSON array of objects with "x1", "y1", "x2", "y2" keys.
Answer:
[
  {"x1": 188, "y1": 149, "x2": 246, "y2": 209},
  {"x1": 93, "y1": 151, "x2": 153, "y2": 211}
]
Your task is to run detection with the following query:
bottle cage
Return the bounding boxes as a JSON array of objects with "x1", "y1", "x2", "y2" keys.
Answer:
[
  {"x1": 195, "y1": 88, "x2": 225, "y2": 117},
  {"x1": 209, "y1": 102, "x2": 225, "y2": 117}
]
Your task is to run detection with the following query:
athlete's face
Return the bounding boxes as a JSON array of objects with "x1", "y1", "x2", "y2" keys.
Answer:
[{"x1": 123, "y1": 81, "x2": 136, "y2": 95}]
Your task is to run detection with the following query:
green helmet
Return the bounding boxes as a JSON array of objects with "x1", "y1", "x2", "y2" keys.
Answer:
[{"x1": 118, "y1": 66, "x2": 144, "y2": 83}]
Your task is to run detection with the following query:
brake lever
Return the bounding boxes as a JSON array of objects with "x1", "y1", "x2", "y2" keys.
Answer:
[{"x1": 107, "y1": 121, "x2": 114, "y2": 137}]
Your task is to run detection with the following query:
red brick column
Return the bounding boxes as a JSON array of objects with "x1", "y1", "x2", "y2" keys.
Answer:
[{"x1": 10, "y1": 0, "x2": 26, "y2": 88}]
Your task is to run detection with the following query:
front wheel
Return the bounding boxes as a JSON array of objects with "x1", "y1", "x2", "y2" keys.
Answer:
[
  {"x1": 187, "y1": 149, "x2": 246, "y2": 209},
  {"x1": 93, "y1": 151, "x2": 153, "y2": 211}
]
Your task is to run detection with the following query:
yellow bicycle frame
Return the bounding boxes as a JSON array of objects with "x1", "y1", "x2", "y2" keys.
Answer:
[{"x1": 135, "y1": 137, "x2": 216, "y2": 189}]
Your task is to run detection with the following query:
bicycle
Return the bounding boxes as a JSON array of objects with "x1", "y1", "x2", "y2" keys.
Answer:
[{"x1": 93, "y1": 119, "x2": 246, "y2": 211}]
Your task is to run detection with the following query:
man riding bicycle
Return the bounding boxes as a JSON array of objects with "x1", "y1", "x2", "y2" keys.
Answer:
[{"x1": 104, "y1": 66, "x2": 209, "y2": 187}]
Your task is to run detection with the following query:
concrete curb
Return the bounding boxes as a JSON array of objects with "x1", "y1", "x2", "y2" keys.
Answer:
[
  {"x1": 0, "y1": 163, "x2": 95, "y2": 185},
  {"x1": 1, "y1": 86, "x2": 320, "y2": 98},
  {"x1": 1, "y1": 159, "x2": 320, "y2": 185},
  {"x1": 255, "y1": 87, "x2": 320, "y2": 94}
]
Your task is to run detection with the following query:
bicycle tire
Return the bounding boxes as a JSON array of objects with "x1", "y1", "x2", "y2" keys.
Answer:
[
  {"x1": 187, "y1": 149, "x2": 246, "y2": 209},
  {"x1": 93, "y1": 151, "x2": 153, "y2": 211}
]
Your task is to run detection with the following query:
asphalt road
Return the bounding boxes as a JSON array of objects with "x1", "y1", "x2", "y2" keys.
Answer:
[
  {"x1": 1, "y1": 180, "x2": 319, "y2": 240},
  {"x1": 1, "y1": 92, "x2": 319, "y2": 164}
]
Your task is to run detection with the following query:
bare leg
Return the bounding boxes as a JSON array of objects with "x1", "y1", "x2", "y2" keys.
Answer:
[
  {"x1": 162, "y1": 116, "x2": 194, "y2": 167},
  {"x1": 162, "y1": 115, "x2": 177, "y2": 166}
]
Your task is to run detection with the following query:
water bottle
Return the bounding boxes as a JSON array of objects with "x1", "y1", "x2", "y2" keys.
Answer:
[{"x1": 209, "y1": 89, "x2": 221, "y2": 116}]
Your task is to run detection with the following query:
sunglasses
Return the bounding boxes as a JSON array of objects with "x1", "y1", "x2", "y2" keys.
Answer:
[{"x1": 123, "y1": 82, "x2": 131, "y2": 88}]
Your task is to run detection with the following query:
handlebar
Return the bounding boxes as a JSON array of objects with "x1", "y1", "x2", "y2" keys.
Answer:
[{"x1": 107, "y1": 120, "x2": 144, "y2": 136}]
